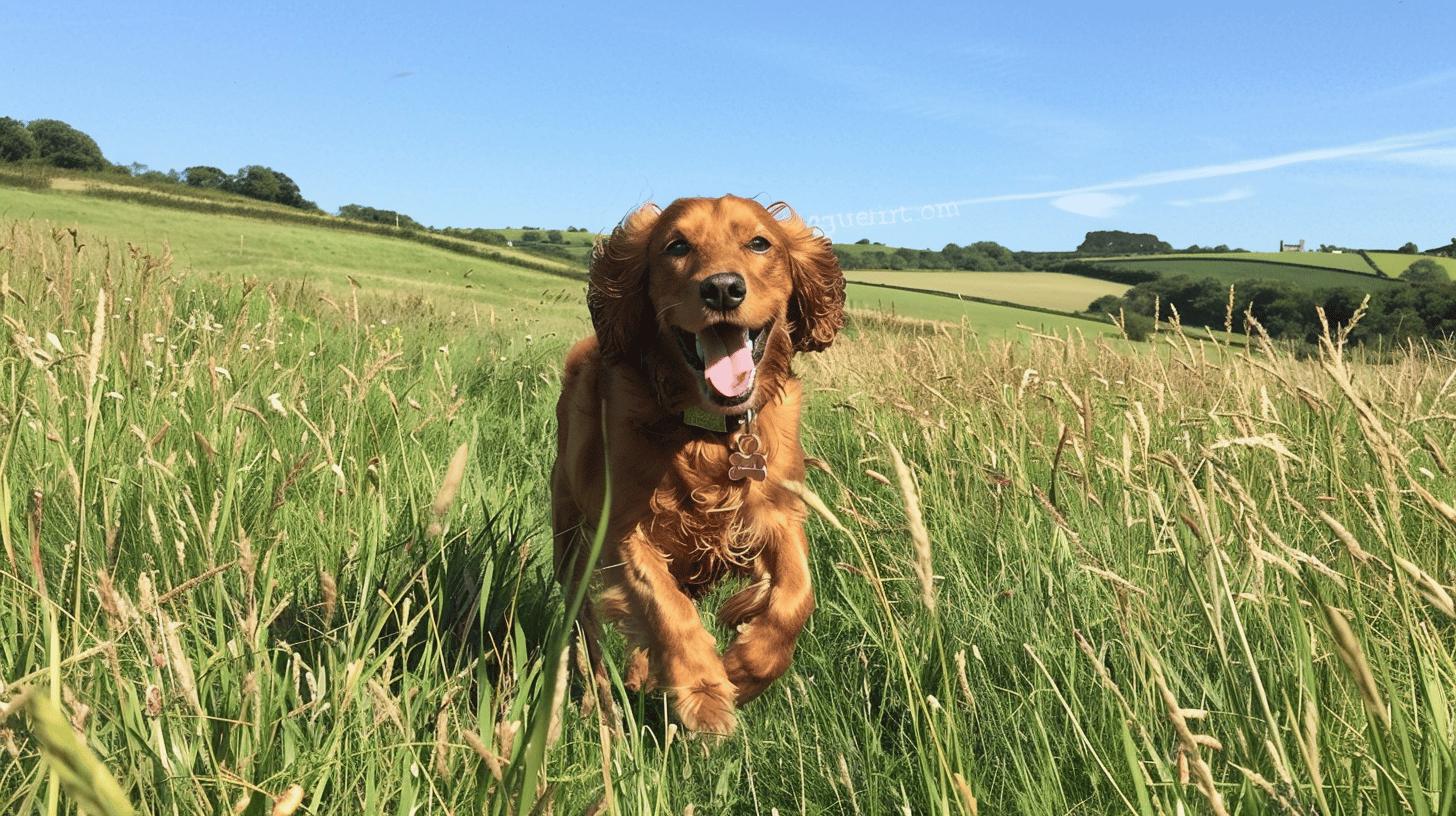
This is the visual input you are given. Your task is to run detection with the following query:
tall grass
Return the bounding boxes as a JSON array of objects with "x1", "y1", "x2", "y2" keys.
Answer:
[{"x1": 2, "y1": 217, "x2": 1455, "y2": 814}]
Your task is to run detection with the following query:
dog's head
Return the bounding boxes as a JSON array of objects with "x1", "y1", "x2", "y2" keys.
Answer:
[{"x1": 588, "y1": 195, "x2": 844, "y2": 415}]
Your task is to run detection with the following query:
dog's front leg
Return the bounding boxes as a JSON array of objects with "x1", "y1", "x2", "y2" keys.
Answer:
[
  {"x1": 722, "y1": 522, "x2": 814, "y2": 703},
  {"x1": 611, "y1": 530, "x2": 737, "y2": 734}
]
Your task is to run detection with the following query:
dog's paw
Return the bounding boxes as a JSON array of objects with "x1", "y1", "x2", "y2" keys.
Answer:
[
  {"x1": 624, "y1": 648, "x2": 654, "y2": 692},
  {"x1": 673, "y1": 678, "x2": 737, "y2": 735}
]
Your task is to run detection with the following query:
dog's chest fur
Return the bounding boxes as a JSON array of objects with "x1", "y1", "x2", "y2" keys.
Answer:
[{"x1": 644, "y1": 436, "x2": 776, "y2": 593}]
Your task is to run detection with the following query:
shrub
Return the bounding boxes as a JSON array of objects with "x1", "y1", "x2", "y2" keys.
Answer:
[
  {"x1": 1076, "y1": 230, "x2": 1172, "y2": 255},
  {"x1": 1122, "y1": 311, "x2": 1154, "y2": 341},
  {"x1": 0, "y1": 117, "x2": 36, "y2": 162},
  {"x1": 184, "y1": 165, "x2": 229, "y2": 189},
  {"x1": 27, "y1": 119, "x2": 106, "y2": 170},
  {"x1": 546, "y1": 230, "x2": 564, "y2": 244},
  {"x1": 1403, "y1": 259, "x2": 1449, "y2": 284}
]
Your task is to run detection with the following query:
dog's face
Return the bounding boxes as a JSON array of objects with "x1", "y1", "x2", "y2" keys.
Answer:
[{"x1": 589, "y1": 196, "x2": 844, "y2": 415}]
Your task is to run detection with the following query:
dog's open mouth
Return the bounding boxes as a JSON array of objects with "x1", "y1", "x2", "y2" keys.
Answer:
[{"x1": 674, "y1": 321, "x2": 771, "y2": 406}]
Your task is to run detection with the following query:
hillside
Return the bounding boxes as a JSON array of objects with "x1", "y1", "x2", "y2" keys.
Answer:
[
  {"x1": 845, "y1": 270, "x2": 1128, "y2": 313},
  {"x1": 0, "y1": 184, "x2": 1126, "y2": 341},
  {"x1": 1081, "y1": 253, "x2": 1396, "y2": 291},
  {"x1": 7, "y1": 199, "x2": 1455, "y2": 814}
]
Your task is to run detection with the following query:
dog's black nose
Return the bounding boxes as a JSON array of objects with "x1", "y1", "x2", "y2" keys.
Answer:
[{"x1": 699, "y1": 273, "x2": 747, "y2": 311}]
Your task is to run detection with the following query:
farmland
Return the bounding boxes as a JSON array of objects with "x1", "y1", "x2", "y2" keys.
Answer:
[
  {"x1": 1084, "y1": 254, "x2": 1397, "y2": 290},
  {"x1": 3, "y1": 189, "x2": 1456, "y2": 815},
  {"x1": 1365, "y1": 251, "x2": 1456, "y2": 278},
  {"x1": 845, "y1": 270, "x2": 1128, "y2": 313},
  {"x1": 1089, "y1": 250, "x2": 1381, "y2": 274}
]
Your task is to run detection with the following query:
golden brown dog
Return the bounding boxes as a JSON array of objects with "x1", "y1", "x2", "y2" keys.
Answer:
[{"x1": 551, "y1": 195, "x2": 844, "y2": 733}]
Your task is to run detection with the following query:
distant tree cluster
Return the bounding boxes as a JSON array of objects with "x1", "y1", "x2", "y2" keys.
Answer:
[
  {"x1": 439, "y1": 227, "x2": 508, "y2": 245},
  {"x1": 1181, "y1": 244, "x2": 1244, "y2": 253},
  {"x1": 337, "y1": 203, "x2": 424, "y2": 230},
  {"x1": 0, "y1": 117, "x2": 106, "y2": 169},
  {"x1": 0, "y1": 115, "x2": 319, "y2": 211},
  {"x1": 1090, "y1": 266, "x2": 1456, "y2": 345},
  {"x1": 835, "y1": 241, "x2": 1023, "y2": 271},
  {"x1": 1076, "y1": 230, "x2": 1172, "y2": 255},
  {"x1": 183, "y1": 165, "x2": 314, "y2": 209}
]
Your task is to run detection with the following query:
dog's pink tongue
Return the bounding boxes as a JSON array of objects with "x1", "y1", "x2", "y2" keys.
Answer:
[{"x1": 699, "y1": 324, "x2": 754, "y2": 397}]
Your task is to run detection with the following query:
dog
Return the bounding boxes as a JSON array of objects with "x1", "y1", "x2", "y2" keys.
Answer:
[{"x1": 550, "y1": 195, "x2": 845, "y2": 734}]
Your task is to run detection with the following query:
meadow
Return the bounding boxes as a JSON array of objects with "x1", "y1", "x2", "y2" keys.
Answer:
[
  {"x1": 1086, "y1": 256, "x2": 1395, "y2": 291},
  {"x1": 844, "y1": 270, "x2": 1128, "y2": 313},
  {"x1": 1088, "y1": 251, "x2": 1456, "y2": 285},
  {"x1": 3, "y1": 193, "x2": 1456, "y2": 815},
  {"x1": 1366, "y1": 252, "x2": 1456, "y2": 278},
  {"x1": 1088, "y1": 251, "x2": 1382, "y2": 275}
]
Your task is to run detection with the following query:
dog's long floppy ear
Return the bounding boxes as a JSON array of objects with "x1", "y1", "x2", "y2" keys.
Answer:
[
  {"x1": 588, "y1": 203, "x2": 661, "y2": 360},
  {"x1": 770, "y1": 202, "x2": 845, "y2": 352}
]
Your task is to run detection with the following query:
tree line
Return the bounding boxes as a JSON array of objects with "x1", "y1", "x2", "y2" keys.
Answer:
[
  {"x1": 1089, "y1": 259, "x2": 1455, "y2": 345},
  {"x1": 1, "y1": 115, "x2": 318, "y2": 210},
  {"x1": 835, "y1": 240, "x2": 1024, "y2": 271}
]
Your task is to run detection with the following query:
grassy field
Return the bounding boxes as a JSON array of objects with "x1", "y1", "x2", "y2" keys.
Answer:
[
  {"x1": 494, "y1": 227, "x2": 596, "y2": 245},
  {"x1": 0, "y1": 187, "x2": 1131, "y2": 341},
  {"x1": 1089, "y1": 251, "x2": 1381, "y2": 274},
  {"x1": 1366, "y1": 251, "x2": 1456, "y2": 278},
  {"x1": 844, "y1": 283, "x2": 1123, "y2": 338},
  {"x1": 845, "y1": 270, "x2": 1128, "y2": 313},
  {"x1": 5, "y1": 199, "x2": 1456, "y2": 815},
  {"x1": 1090, "y1": 255, "x2": 1397, "y2": 291}
]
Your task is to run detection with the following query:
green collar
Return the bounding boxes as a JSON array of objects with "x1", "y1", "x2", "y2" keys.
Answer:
[{"x1": 682, "y1": 406, "x2": 753, "y2": 434}]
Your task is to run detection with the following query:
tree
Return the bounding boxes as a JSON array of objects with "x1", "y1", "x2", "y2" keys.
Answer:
[
  {"x1": 0, "y1": 117, "x2": 36, "y2": 162},
  {"x1": 228, "y1": 165, "x2": 281, "y2": 203},
  {"x1": 1087, "y1": 294, "x2": 1122, "y2": 314},
  {"x1": 184, "y1": 166, "x2": 229, "y2": 189},
  {"x1": 27, "y1": 119, "x2": 106, "y2": 170},
  {"x1": 1122, "y1": 312, "x2": 1154, "y2": 341},
  {"x1": 271, "y1": 170, "x2": 314, "y2": 209},
  {"x1": 1399, "y1": 241, "x2": 1419, "y2": 254},
  {"x1": 854, "y1": 238, "x2": 871, "y2": 245},
  {"x1": 520, "y1": 230, "x2": 543, "y2": 243},
  {"x1": 225, "y1": 165, "x2": 314, "y2": 209},
  {"x1": 1403, "y1": 258, "x2": 1449, "y2": 284},
  {"x1": 1076, "y1": 230, "x2": 1172, "y2": 255},
  {"x1": 338, "y1": 204, "x2": 423, "y2": 230},
  {"x1": 546, "y1": 229, "x2": 565, "y2": 244}
]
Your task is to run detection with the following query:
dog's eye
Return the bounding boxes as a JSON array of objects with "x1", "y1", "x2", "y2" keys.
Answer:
[
  {"x1": 664, "y1": 239, "x2": 692, "y2": 257},
  {"x1": 747, "y1": 236, "x2": 772, "y2": 254}
]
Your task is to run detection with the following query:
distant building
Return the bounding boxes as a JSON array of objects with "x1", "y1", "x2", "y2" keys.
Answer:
[{"x1": 1280, "y1": 240, "x2": 1305, "y2": 253}]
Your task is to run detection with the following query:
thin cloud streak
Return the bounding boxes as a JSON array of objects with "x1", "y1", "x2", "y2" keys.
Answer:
[
  {"x1": 1053, "y1": 192, "x2": 1134, "y2": 217},
  {"x1": 1379, "y1": 148, "x2": 1456, "y2": 169},
  {"x1": 1169, "y1": 187, "x2": 1254, "y2": 207},
  {"x1": 940, "y1": 127, "x2": 1456, "y2": 209}
]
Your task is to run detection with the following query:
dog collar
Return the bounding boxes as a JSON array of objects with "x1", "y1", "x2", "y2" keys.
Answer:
[
  {"x1": 682, "y1": 406, "x2": 746, "y2": 433},
  {"x1": 680, "y1": 408, "x2": 766, "y2": 481}
]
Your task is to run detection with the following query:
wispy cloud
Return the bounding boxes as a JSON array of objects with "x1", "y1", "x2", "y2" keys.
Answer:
[
  {"x1": 936, "y1": 127, "x2": 1456, "y2": 211},
  {"x1": 1372, "y1": 67, "x2": 1456, "y2": 98},
  {"x1": 1053, "y1": 192, "x2": 1134, "y2": 218},
  {"x1": 388, "y1": 70, "x2": 417, "y2": 80},
  {"x1": 1169, "y1": 187, "x2": 1254, "y2": 207},
  {"x1": 1378, "y1": 148, "x2": 1456, "y2": 169}
]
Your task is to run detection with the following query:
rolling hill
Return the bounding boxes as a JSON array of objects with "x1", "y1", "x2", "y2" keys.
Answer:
[{"x1": 0, "y1": 183, "x2": 1124, "y2": 341}]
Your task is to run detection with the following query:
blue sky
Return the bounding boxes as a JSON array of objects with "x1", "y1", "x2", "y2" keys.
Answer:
[{"x1": 5, "y1": 1, "x2": 1455, "y2": 250}]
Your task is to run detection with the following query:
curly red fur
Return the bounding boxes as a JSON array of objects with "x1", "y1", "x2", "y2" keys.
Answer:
[{"x1": 552, "y1": 195, "x2": 842, "y2": 734}]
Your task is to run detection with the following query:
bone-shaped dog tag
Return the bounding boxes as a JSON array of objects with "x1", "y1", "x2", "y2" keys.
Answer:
[{"x1": 729, "y1": 431, "x2": 767, "y2": 482}]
